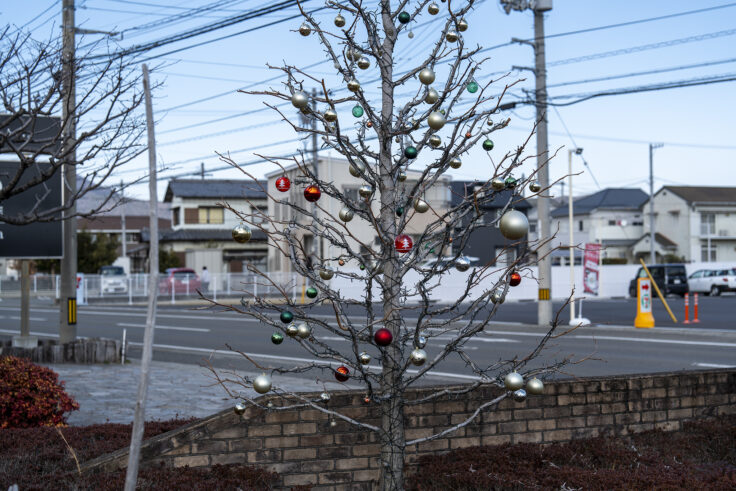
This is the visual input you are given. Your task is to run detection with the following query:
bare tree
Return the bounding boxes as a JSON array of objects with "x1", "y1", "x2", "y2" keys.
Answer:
[
  {"x1": 206, "y1": 2, "x2": 574, "y2": 488},
  {"x1": 0, "y1": 27, "x2": 147, "y2": 224}
]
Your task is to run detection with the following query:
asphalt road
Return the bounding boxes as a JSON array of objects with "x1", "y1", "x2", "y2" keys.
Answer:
[{"x1": 1, "y1": 297, "x2": 734, "y2": 384}]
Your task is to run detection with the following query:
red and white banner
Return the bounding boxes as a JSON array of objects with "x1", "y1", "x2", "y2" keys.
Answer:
[{"x1": 583, "y1": 243, "x2": 601, "y2": 295}]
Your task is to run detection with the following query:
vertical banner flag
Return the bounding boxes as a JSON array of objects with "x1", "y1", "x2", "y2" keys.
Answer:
[{"x1": 583, "y1": 243, "x2": 602, "y2": 295}]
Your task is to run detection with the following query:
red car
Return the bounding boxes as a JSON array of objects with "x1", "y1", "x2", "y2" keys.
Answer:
[{"x1": 159, "y1": 268, "x2": 201, "y2": 294}]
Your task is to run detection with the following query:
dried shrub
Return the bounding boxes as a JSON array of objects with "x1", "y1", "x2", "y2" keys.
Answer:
[{"x1": 0, "y1": 356, "x2": 79, "y2": 428}]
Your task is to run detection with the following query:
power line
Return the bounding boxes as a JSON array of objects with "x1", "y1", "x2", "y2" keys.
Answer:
[{"x1": 552, "y1": 106, "x2": 601, "y2": 190}]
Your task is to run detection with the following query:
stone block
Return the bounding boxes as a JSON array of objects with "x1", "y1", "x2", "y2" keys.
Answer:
[
  {"x1": 481, "y1": 434, "x2": 511, "y2": 446},
  {"x1": 450, "y1": 437, "x2": 480, "y2": 449},
  {"x1": 416, "y1": 439, "x2": 449, "y2": 452},
  {"x1": 265, "y1": 411, "x2": 299, "y2": 423},
  {"x1": 668, "y1": 408, "x2": 693, "y2": 420},
  {"x1": 353, "y1": 444, "x2": 380, "y2": 456},
  {"x1": 264, "y1": 436, "x2": 299, "y2": 448},
  {"x1": 248, "y1": 425, "x2": 281, "y2": 437},
  {"x1": 210, "y1": 453, "x2": 246, "y2": 465},
  {"x1": 318, "y1": 446, "x2": 351, "y2": 459},
  {"x1": 300, "y1": 460, "x2": 335, "y2": 473},
  {"x1": 229, "y1": 439, "x2": 262, "y2": 452},
  {"x1": 512, "y1": 432, "x2": 542, "y2": 444},
  {"x1": 283, "y1": 422, "x2": 317, "y2": 435},
  {"x1": 614, "y1": 412, "x2": 641, "y2": 425},
  {"x1": 498, "y1": 421, "x2": 527, "y2": 434},
  {"x1": 210, "y1": 427, "x2": 247, "y2": 439},
  {"x1": 528, "y1": 419, "x2": 556, "y2": 431},
  {"x1": 335, "y1": 457, "x2": 369, "y2": 470},
  {"x1": 173, "y1": 455, "x2": 209, "y2": 467},
  {"x1": 300, "y1": 434, "x2": 334, "y2": 446},
  {"x1": 319, "y1": 471, "x2": 353, "y2": 484},
  {"x1": 283, "y1": 448, "x2": 317, "y2": 460},
  {"x1": 283, "y1": 474, "x2": 317, "y2": 487},
  {"x1": 543, "y1": 429, "x2": 572, "y2": 442}
]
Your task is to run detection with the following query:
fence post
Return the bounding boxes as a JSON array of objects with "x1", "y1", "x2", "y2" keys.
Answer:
[
  {"x1": 171, "y1": 276, "x2": 175, "y2": 304},
  {"x1": 128, "y1": 275, "x2": 133, "y2": 305},
  {"x1": 144, "y1": 274, "x2": 148, "y2": 297},
  {"x1": 253, "y1": 274, "x2": 257, "y2": 300},
  {"x1": 55, "y1": 275, "x2": 60, "y2": 299},
  {"x1": 213, "y1": 274, "x2": 217, "y2": 302},
  {"x1": 33, "y1": 274, "x2": 37, "y2": 293},
  {"x1": 227, "y1": 273, "x2": 231, "y2": 296}
]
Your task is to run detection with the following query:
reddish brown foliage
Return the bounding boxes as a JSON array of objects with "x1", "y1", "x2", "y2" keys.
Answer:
[{"x1": 409, "y1": 416, "x2": 736, "y2": 490}]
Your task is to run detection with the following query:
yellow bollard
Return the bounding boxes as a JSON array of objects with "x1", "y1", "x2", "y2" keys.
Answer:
[{"x1": 634, "y1": 278, "x2": 655, "y2": 328}]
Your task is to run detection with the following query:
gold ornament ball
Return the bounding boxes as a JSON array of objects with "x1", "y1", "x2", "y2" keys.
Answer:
[
  {"x1": 253, "y1": 374, "x2": 272, "y2": 394},
  {"x1": 346, "y1": 49, "x2": 359, "y2": 61},
  {"x1": 504, "y1": 372, "x2": 524, "y2": 391},
  {"x1": 429, "y1": 135, "x2": 442, "y2": 148},
  {"x1": 487, "y1": 118, "x2": 494, "y2": 126},
  {"x1": 446, "y1": 31, "x2": 458, "y2": 42},
  {"x1": 319, "y1": 268, "x2": 334, "y2": 280},
  {"x1": 529, "y1": 181, "x2": 542, "y2": 193},
  {"x1": 527, "y1": 378, "x2": 544, "y2": 395},
  {"x1": 232, "y1": 224, "x2": 252, "y2": 243},
  {"x1": 359, "y1": 184, "x2": 373, "y2": 198},
  {"x1": 410, "y1": 348, "x2": 427, "y2": 366},
  {"x1": 491, "y1": 177, "x2": 505, "y2": 190},
  {"x1": 513, "y1": 389, "x2": 527, "y2": 403},
  {"x1": 449, "y1": 157, "x2": 461, "y2": 169},
  {"x1": 298, "y1": 23, "x2": 311, "y2": 36},
  {"x1": 414, "y1": 198, "x2": 429, "y2": 213},
  {"x1": 425, "y1": 88, "x2": 439, "y2": 104},
  {"x1": 428, "y1": 2, "x2": 440, "y2": 14},
  {"x1": 339, "y1": 207, "x2": 354, "y2": 222},
  {"x1": 324, "y1": 109, "x2": 337, "y2": 122},
  {"x1": 418, "y1": 68, "x2": 435, "y2": 85},
  {"x1": 286, "y1": 323, "x2": 298, "y2": 337},
  {"x1": 416, "y1": 335, "x2": 427, "y2": 348},
  {"x1": 427, "y1": 111, "x2": 446, "y2": 130},
  {"x1": 233, "y1": 402, "x2": 246, "y2": 415},
  {"x1": 357, "y1": 57, "x2": 370, "y2": 70},
  {"x1": 499, "y1": 210, "x2": 529, "y2": 240},
  {"x1": 398, "y1": 171, "x2": 407, "y2": 182},
  {"x1": 334, "y1": 14, "x2": 346, "y2": 27},
  {"x1": 291, "y1": 91, "x2": 308, "y2": 109},
  {"x1": 347, "y1": 79, "x2": 361, "y2": 92},
  {"x1": 349, "y1": 161, "x2": 366, "y2": 177},
  {"x1": 490, "y1": 289, "x2": 505, "y2": 304},
  {"x1": 457, "y1": 19, "x2": 468, "y2": 32},
  {"x1": 358, "y1": 352, "x2": 371, "y2": 365},
  {"x1": 297, "y1": 323, "x2": 311, "y2": 339}
]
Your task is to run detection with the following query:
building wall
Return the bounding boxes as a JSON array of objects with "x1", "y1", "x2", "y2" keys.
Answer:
[
  {"x1": 643, "y1": 190, "x2": 690, "y2": 260},
  {"x1": 169, "y1": 196, "x2": 264, "y2": 231}
]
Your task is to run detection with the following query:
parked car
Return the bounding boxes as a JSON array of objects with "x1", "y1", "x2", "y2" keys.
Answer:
[
  {"x1": 99, "y1": 265, "x2": 128, "y2": 294},
  {"x1": 688, "y1": 269, "x2": 736, "y2": 296},
  {"x1": 159, "y1": 268, "x2": 201, "y2": 294},
  {"x1": 628, "y1": 264, "x2": 688, "y2": 298}
]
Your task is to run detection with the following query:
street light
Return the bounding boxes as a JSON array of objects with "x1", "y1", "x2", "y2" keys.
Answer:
[{"x1": 568, "y1": 147, "x2": 583, "y2": 325}]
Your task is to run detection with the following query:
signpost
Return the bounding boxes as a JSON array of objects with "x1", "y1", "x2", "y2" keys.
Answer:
[
  {"x1": 582, "y1": 243, "x2": 601, "y2": 296},
  {"x1": 634, "y1": 278, "x2": 655, "y2": 328}
]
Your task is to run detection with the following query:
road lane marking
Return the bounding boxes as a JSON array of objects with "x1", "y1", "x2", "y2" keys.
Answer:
[
  {"x1": 319, "y1": 335, "x2": 517, "y2": 344},
  {"x1": 574, "y1": 335, "x2": 736, "y2": 348},
  {"x1": 117, "y1": 322, "x2": 210, "y2": 333},
  {"x1": 0, "y1": 329, "x2": 57, "y2": 338},
  {"x1": 0, "y1": 315, "x2": 47, "y2": 321},
  {"x1": 693, "y1": 363, "x2": 735, "y2": 368}
]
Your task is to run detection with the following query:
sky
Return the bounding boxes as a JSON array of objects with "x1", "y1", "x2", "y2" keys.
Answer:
[{"x1": 4, "y1": 0, "x2": 736, "y2": 202}]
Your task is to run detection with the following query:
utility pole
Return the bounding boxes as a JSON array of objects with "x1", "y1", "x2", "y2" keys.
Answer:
[
  {"x1": 649, "y1": 143, "x2": 663, "y2": 264},
  {"x1": 503, "y1": 0, "x2": 553, "y2": 326},
  {"x1": 59, "y1": 0, "x2": 77, "y2": 344},
  {"x1": 120, "y1": 180, "x2": 127, "y2": 258}
]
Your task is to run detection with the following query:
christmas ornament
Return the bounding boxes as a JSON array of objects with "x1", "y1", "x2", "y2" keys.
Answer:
[
  {"x1": 398, "y1": 11, "x2": 411, "y2": 24},
  {"x1": 347, "y1": 79, "x2": 361, "y2": 92},
  {"x1": 504, "y1": 372, "x2": 524, "y2": 390},
  {"x1": 499, "y1": 210, "x2": 529, "y2": 240},
  {"x1": 286, "y1": 323, "x2": 299, "y2": 337},
  {"x1": 348, "y1": 161, "x2": 365, "y2": 177},
  {"x1": 490, "y1": 289, "x2": 505, "y2": 304},
  {"x1": 338, "y1": 259, "x2": 345, "y2": 266},
  {"x1": 334, "y1": 14, "x2": 346, "y2": 27},
  {"x1": 359, "y1": 352, "x2": 371, "y2": 365},
  {"x1": 299, "y1": 23, "x2": 311, "y2": 36},
  {"x1": 304, "y1": 184, "x2": 321, "y2": 202},
  {"x1": 413, "y1": 198, "x2": 429, "y2": 213},
  {"x1": 267, "y1": 401, "x2": 273, "y2": 408},
  {"x1": 457, "y1": 19, "x2": 468, "y2": 32},
  {"x1": 320, "y1": 392, "x2": 331, "y2": 402},
  {"x1": 449, "y1": 157, "x2": 461, "y2": 169},
  {"x1": 233, "y1": 402, "x2": 246, "y2": 415},
  {"x1": 513, "y1": 389, "x2": 527, "y2": 403},
  {"x1": 408, "y1": 31, "x2": 414, "y2": 39},
  {"x1": 366, "y1": 120, "x2": 373, "y2": 128},
  {"x1": 429, "y1": 135, "x2": 442, "y2": 147},
  {"x1": 335, "y1": 365, "x2": 350, "y2": 382},
  {"x1": 271, "y1": 332, "x2": 284, "y2": 345},
  {"x1": 297, "y1": 323, "x2": 311, "y2": 339},
  {"x1": 396, "y1": 206, "x2": 404, "y2": 216},
  {"x1": 509, "y1": 272, "x2": 521, "y2": 287},
  {"x1": 324, "y1": 109, "x2": 338, "y2": 122},
  {"x1": 398, "y1": 171, "x2": 407, "y2": 182},
  {"x1": 404, "y1": 146, "x2": 418, "y2": 159},
  {"x1": 306, "y1": 286, "x2": 318, "y2": 298},
  {"x1": 363, "y1": 395, "x2": 371, "y2": 404},
  {"x1": 482, "y1": 139, "x2": 494, "y2": 151},
  {"x1": 446, "y1": 30, "x2": 458, "y2": 42},
  {"x1": 465, "y1": 131, "x2": 472, "y2": 138},
  {"x1": 358, "y1": 184, "x2": 373, "y2": 198},
  {"x1": 487, "y1": 118, "x2": 494, "y2": 126},
  {"x1": 455, "y1": 256, "x2": 471, "y2": 272},
  {"x1": 416, "y1": 335, "x2": 427, "y2": 348},
  {"x1": 346, "y1": 49, "x2": 359, "y2": 61},
  {"x1": 395, "y1": 234, "x2": 413, "y2": 253},
  {"x1": 291, "y1": 91, "x2": 308, "y2": 109},
  {"x1": 418, "y1": 68, "x2": 435, "y2": 85},
  {"x1": 339, "y1": 207, "x2": 354, "y2": 222},
  {"x1": 319, "y1": 268, "x2": 334, "y2": 280},
  {"x1": 253, "y1": 374, "x2": 272, "y2": 394},
  {"x1": 428, "y1": 3, "x2": 440, "y2": 14},
  {"x1": 330, "y1": 420, "x2": 337, "y2": 427},
  {"x1": 466, "y1": 80, "x2": 479, "y2": 93},
  {"x1": 280, "y1": 311, "x2": 294, "y2": 323},
  {"x1": 359, "y1": 264, "x2": 365, "y2": 271},
  {"x1": 428, "y1": 111, "x2": 446, "y2": 130},
  {"x1": 357, "y1": 57, "x2": 370, "y2": 70},
  {"x1": 425, "y1": 88, "x2": 439, "y2": 104},
  {"x1": 352, "y1": 105, "x2": 364, "y2": 117},
  {"x1": 275, "y1": 176, "x2": 291, "y2": 192},
  {"x1": 505, "y1": 176, "x2": 518, "y2": 189},
  {"x1": 529, "y1": 181, "x2": 541, "y2": 193},
  {"x1": 491, "y1": 177, "x2": 505, "y2": 190},
  {"x1": 232, "y1": 224, "x2": 252, "y2": 243},
  {"x1": 527, "y1": 378, "x2": 544, "y2": 395},
  {"x1": 410, "y1": 348, "x2": 427, "y2": 366},
  {"x1": 374, "y1": 327, "x2": 393, "y2": 346}
]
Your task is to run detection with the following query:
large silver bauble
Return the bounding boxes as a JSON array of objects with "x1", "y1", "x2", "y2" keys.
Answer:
[
  {"x1": 449, "y1": 157, "x2": 461, "y2": 169},
  {"x1": 491, "y1": 177, "x2": 505, "y2": 190},
  {"x1": 334, "y1": 14, "x2": 346, "y2": 27},
  {"x1": 446, "y1": 30, "x2": 458, "y2": 42},
  {"x1": 324, "y1": 109, "x2": 337, "y2": 122},
  {"x1": 427, "y1": 111, "x2": 446, "y2": 130},
  {"x1": 232, "y1": 224, "x2": 252, "y2": 243},
  {"x1": 347, "y1": 79, "x2": 361, "y2": 92},
  {"x1": 233, "y1": 402, "x2": 246, "y2": 415},
  {"x1": 358, "y1": 184, "x2": 373, "y2": 198},
  {"x1": 297, "y1": 322, "x2": 311, "y2": 339},
  {"x1": 504, "y1": 372, "x2": 524, "y2": 391},
  {"x1": 410, "y1": 348, "x2": 427, "y2": 366},
  {"x1": 499, "y1": 210, "x2": 529, "y2": 240},
  {"x1": 348, "y1": 161, "x2": 365, "y2": 177},
  {"x1": 357, "y1": 57, "x2": 370, "y2": 70},
  {"x1": 457, "y1": 19, "x2": 468, "y2": 32},
  {"x1": 416, "y1": 335, "x2": 427, "y2": 349},
  {"x1": 398, "y1": 171, "x2": 407, "y2": 182},
  {"x1": 413, "y1": 198, "x2": 429, "y2": 213},
  {"x1": 253, "y1": 374, "x2": 272, "y2": 394},
  {"x1": 455, "y1": 256, "x2": 471, "y2": 272},
  {"x1": 429, "y1": 135, "x2": 442, "y2": 148},
  {"x1": 526, "y1": 378, "x2": 544, "y2": 395},
  {"x1": 529, "y1": 181, "x2": 542, "y2": 193},
  {"x1": 286, "y1": 323, "x2": 298, "y2": 337},
  {"x1": 291, "y1": 91, "x2": 308, "y2": 109},
  {"x1": 319, "y1": 268, "x2": 334, "y2": 280},
  {"x1": 339, "y1": 207, "x2": 354, "y2": 222},
  {"x1": 320, "y1": 391, "x2": 331, "y2": 402},
  {"x1": 346, "y1": 49, "x2": 359, "y2": 61},
  {"x1": 425, "y1": 88, "x2": 439, "y2": 104},
  {"x1": 513, "y1": 389, "x2": 527, "y2": 403},
  {"x1": 418, "y1": 68, "x2": 435, "y2": 85},
  {"x1": 358, "y1": 351, "x2": 371, "y2": 365},
  {"x1": 428, "y1": 3, "x2": 440, "y2": 14},
  {"x1": 490, "y1": 289, "x2": 505, "y2": 304},
  {"x1": 299, "y1": 23, "x2": 311, "y2": 36}
]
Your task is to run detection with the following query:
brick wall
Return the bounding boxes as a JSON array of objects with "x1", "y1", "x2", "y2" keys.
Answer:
[{"x1": 82, "y1": 369, "x2": 736, "y2": 489}]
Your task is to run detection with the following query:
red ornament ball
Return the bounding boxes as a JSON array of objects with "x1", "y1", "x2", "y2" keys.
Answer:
[
  {"x1": 394, "y1": 234, "x2": 413, "y2": 253},
  {"x1": 275, "y1": 176, "x2": 291, "y2": 192},
  {"x1": 509, "y1": 272, "x2": 521, "y2": 287},
  {"x1": 335, "y1": 365, "x2": 350, "y2": 382},
  {"x1": 374, "y1": 327, "x2": 393, "y2": 346},
  {"x1": 304, "y1": 185, "x2": 321, "y2": 202}
]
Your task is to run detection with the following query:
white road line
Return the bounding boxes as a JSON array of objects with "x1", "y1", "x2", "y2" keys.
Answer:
[
  {"x1": 319, "y1": 335, "x2": 517, "y2": 344},
  {"x1": 693, "y1": 362, "x2": 736, "y2": 368},
  {"x1": 0, "y1": 329, "x2": 57, "y2": 338},
  {"x1": 574, "y1": 335, "x2": 736, "y2": 348},
  {"x1": 117, "y1": 322, "x2": 210, "y2": 333},
  {"x1": 485, "y1": 330, "x2": 546, "y2": 337},
  {"x1": 0, "y1": 315, "x2": 47, "y2": 321}
]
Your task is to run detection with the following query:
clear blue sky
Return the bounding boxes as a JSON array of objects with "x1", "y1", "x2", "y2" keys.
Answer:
[{"x1": 4, "y1": 0, "x2": 736, "y2": 200}]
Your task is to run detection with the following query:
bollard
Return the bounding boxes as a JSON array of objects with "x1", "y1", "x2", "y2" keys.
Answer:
[
  {"x1": 683, "y1": 294, "x2": 690, "y2": 324},
  {"x1": 693, "y1": 293, "x2": 700, "y2": 323}
]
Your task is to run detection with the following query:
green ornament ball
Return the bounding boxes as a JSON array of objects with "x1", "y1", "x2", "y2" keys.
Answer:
[
  {"x1": 505, "y1": 176, "x2": 518, "y2": 189},
  {"x1": 482, "y1": 139, "x2": 494, "y2": 151},
  {"x1": 352, "y1": 105, "x2": 364, "y2": 118},
  {"x1": 359, "y1": 264, "x2": 366, "y2": 270},
  {"x1": 271, "y1": 332, "x2": 284, "y2": 345},
  {"x1": 466, "y1": 80, "x2": 479, "y2": 93},
  {"x1": 280, "y1": 311, "x2": 294, "y2": 323},
  {"x1": 306, "y1": 287, "x2": 318, "y2": 299},
  {"x1": 398, "y1": 11, "x2": 411, "y2": 24},
  {"x1": 430, "y1": 248, "x2": 435, "y2": 254},
  {"x1": 404, "y1": 146, "x2": 418, "y2": 159},
  {"x1": 396, "y1": 206, "x2": 404, "y2": 216}
]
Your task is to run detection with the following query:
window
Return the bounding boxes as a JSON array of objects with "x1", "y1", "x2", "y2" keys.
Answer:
[
  {"x1": 701, "y1": 244, "x2": 716, "y2": 262},
  {"x1": 495, "y1": 247, "x2": 516, "y2": 266},
  {"x1": 701, "y1": 213, "x2": 715, "y2": 235},
  {"x1": 172, "y1": 207, "x2": 180, "y2": 226},
  {"x1": 529, "y1": 221, "x2": 537, "y2": 234},
  {"x1": 608, "y1": 220, "x2": 616, "y2": 226},
  {"x1": 198, "y1": 207, "x2": 224, "y2": 224},
  {"x1": 578, "y1": 220, "x2": 584, "y2": 232},
  {"x1": 251, "y1": 205, "x2": 267, "y2": 223},
  {"x1": 184, "y1": 208, "x2": 198, "y2": 224},
  {"x1": 689, "y1": 270, "x2": 704, "y2": 279}
]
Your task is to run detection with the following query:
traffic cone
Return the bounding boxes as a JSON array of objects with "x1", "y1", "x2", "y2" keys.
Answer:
[
  {"x1": 693, "y1": 293, "x2": 700, "y2": 323},
  {"x1": 683, "y1": 294, "x2": 690, "y2": 324}
]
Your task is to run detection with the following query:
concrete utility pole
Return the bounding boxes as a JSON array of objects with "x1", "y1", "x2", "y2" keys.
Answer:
[
  {"x1": 649, "y1": 143, "x2": 663, "y2": 264},
  {"x1": 59, "y1": 0, "x2": 77, "y2": 344},
  {"x1": 502, "y1": 0, "x2": 553, "y2": 326},
  {"x1": 120, "y1": 180, "x2": 127, "y2": 258}
]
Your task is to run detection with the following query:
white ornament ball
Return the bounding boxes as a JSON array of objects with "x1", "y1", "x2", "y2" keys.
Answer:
[
  {"x1": 297, "y1": 322, "x2": 311, "y2": 339},
  {"x1": 427, "y1": 111, "x2": 446, "y2": 130},
  {"x1": 253, "y1": 374, "x2": 272, "y2": 394},
  {"x1": 291, "y1": 91, "x2": 308, "y2": 109},
  {"x1": 339, "y1": 207, "x2": 354, "y2": 222},
  {"x1": 504, "y1": 372, "x2": 524, "y2": 391},
  {"x1": 425, "y1": 88, "x2": 439, "y2": 104},
  {"x1": 526, "y1": 378, "x2": 544, "y2": 395},
  {"x1": 418, "y1": 68, "x2": 435, "y2": 85},
  {"x1": 413, "y1": 198, "x2": 429, "y2": 213},
  {"x1": 499, "y1": 210, "x2": 529, "y2": 240}
]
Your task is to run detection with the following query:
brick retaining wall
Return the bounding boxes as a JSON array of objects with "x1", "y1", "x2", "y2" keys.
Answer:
[{"x1": 82, "y1": 369, "x2": 736, "y2": 489}]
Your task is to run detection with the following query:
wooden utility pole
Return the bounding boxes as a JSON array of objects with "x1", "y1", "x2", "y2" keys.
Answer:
[{"x1": 124, "y1": 63, "x2": 159, "y2": 491}]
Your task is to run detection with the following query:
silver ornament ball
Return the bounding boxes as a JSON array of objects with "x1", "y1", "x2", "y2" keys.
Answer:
[
  {"x1": 491, "y1": 177, "x2": 505, "y2": 190},
  {"x1": 298, "y1": 23, "x2": 311, "y2": 36},
  {"x1": 418, "y1": 68, "x2": 436, "y2": 85},
  {"x1": 529, "y1": 181, "x2": 542, "y2": 193},
  {"x1": 427, "y1": 111, "x2": 446, "y2": 130},
  {"x1": 357, "y1": 57, "x2": 370, "y2": 70},
  {"x1": 425, "y1": 88, "x2": 439, "y2": 104},
  {"x1": 334, "y1": 14, "x2": 346, "y2": 27},
  {"x1": 449, "y1": 157, "x2": 461, "y2": 169},
  {"x1": 499, "y1": 210, "x2": 529, "y2": 240},
  {"x1": 253, "y1": 374, "x2": 272, "y2": 394},
  {"x1": 457, "y1": 19, "x2": 468, "y2": 32},
  {"x1": 398, "y1": 171, "x2": 407, "y2": 182},
  {"x1": 232, "y1": 224, "x2": 252, "y2": 243},
  {"x1": 320, "y1": 391, "x2": 331, "y2": 402},
  {"x1": 291, "y1": 91, "x2": 308, "y2": 109},
  {"x1": 286, "y1": 323, "x2": 298, "y2": 337},
  {"x1": 358, "y1": 351, "x2": 371, "y2": 365},
  {"x1": 513, "y1": 389, "x2": 527, "y2": 403},
  {"x1": 233, "y1": 402, "x2": 246, "y2": 415},
  {"x1": 348, "y1": 161, "x2": 366, "y2": 177},
  {"x1": 429, "y1": 135, "x2": 442, "y2": 148},
  {"x1": 428, "y1": 2, "x2": 440, "y2": 14},
  {"x1": 347, "y1": 79, "x2": 361, "y2": 92},
  {"x1": 504, "y1": 372, "x2": 524, "y2": 391},
  {"x1": 297, "y1": 323, "x2": 311, "y2": 339},
  {"x1": 339, "y1": 207, "x2": 354, "y2": 222},
  {"x1": 319, "y1": 268, "x2": 334, "y2": 280},
  {"x1": 526, "y1": 378, "x2": 544, "y2": 395},
  {"x1": 446, "y1": 30, "x2": 458, "y2": 42},
  {"x1": 455, "y1": 256, "x2": 471, "y2": 272},
  {"x1": 358, "y1": 184, "x2": 373, "y2": 198},
  {"x1": 324, "y1": 109, "x2": 337, "y2": 122},
  {"x1": 413, "y1": 198, "x2": 429, "y2": 213},
  {"x1": 410, "y1": 348, "x2": 428, "y2": 366},
  {"x1": 416, "y1": 335, "x2": 427, "y2": 349},
  {"x1": 490, "y1": 289, "x2": 505, "y2": 304}
]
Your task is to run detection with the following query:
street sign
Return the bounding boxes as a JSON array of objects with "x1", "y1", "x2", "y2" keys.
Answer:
[
  {"x1": 0, "y1": 115, "x2": 62, "y2": 155},
  {"x1": 0, "y1": 161, "x2": 63, "y2": 258},
  {"x1": 634, "y1": 278, "x2": 655, "y2": 328}
]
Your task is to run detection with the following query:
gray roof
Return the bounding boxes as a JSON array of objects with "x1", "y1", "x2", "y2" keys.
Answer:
[
  {"x1": 450, "y1": 181, "x2": 531, "y2": 209},
  {"x1": 551, "y1": 188, "x2": 648, "y2": 218},
  {"x1": 660, "y1": 186, "x2": 736, "y2": 204},
  {"x1": 141, "y1": 227, "x2": 267, "y2": 243},
  {"x1": 75, "y1": 183, "x2": 170, "y2": 217},
  {"x1": 164, "y1": 179, "x2": 267, "y2": 202}
]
